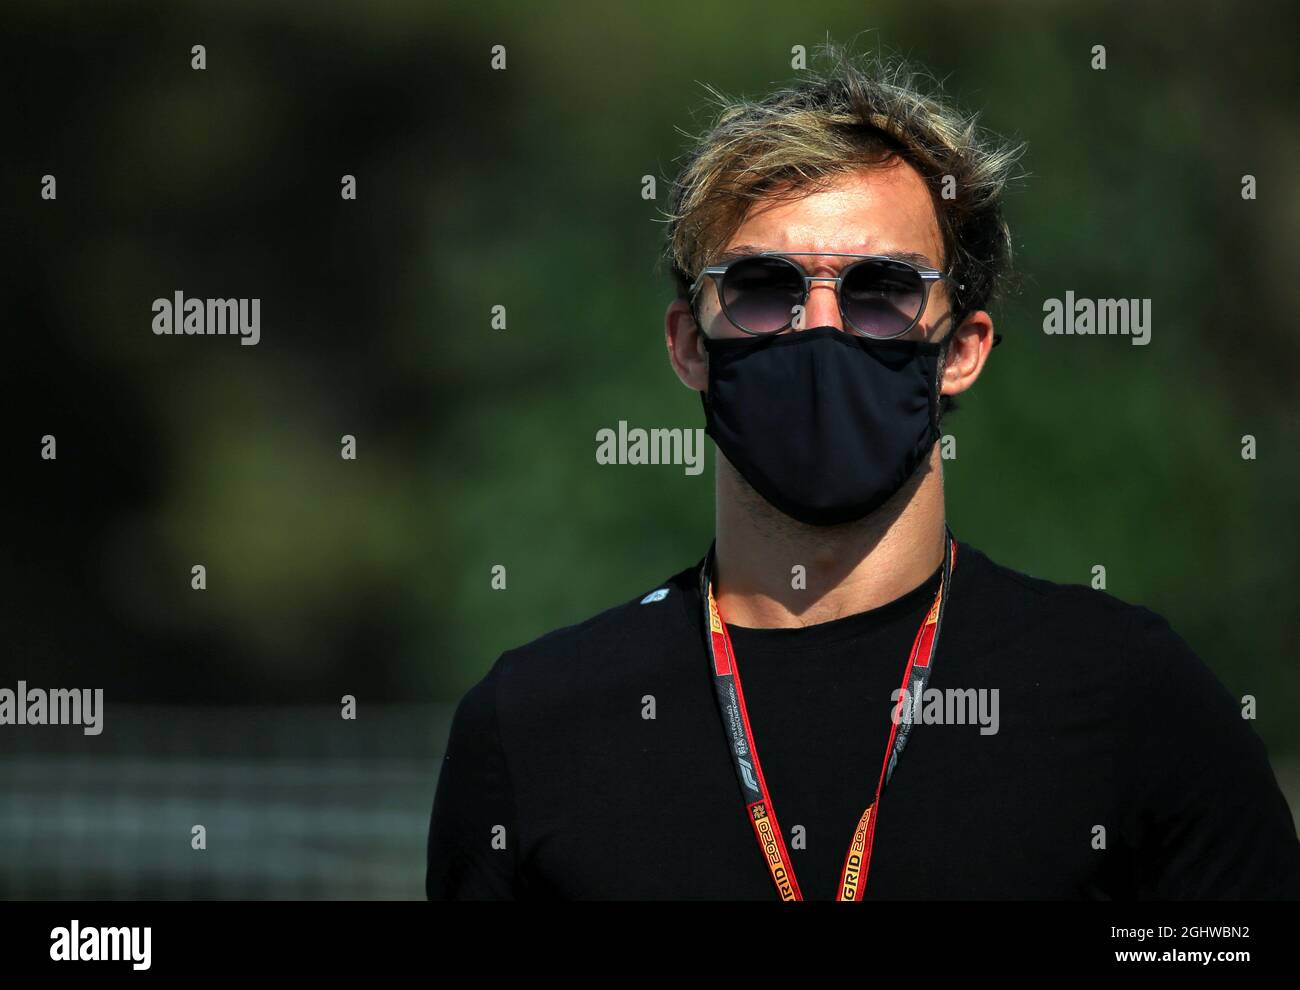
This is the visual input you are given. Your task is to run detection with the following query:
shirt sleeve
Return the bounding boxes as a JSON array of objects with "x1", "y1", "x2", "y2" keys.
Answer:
[
  {"x1": 1127, "y1": 610, "x2": 1300, "y2": 899},
  {"x1": 426, "y1": 659, "x2": 521, "y2": 900}
]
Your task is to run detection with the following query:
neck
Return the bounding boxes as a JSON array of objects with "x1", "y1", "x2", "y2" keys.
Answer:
[{"x1": 713, "y1": 445, "x2": 947, "y2": 628}]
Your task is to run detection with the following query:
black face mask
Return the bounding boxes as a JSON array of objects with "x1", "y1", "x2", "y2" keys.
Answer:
[{"x1": 700, "y1": 325, "x2": 943, "y2": 526}]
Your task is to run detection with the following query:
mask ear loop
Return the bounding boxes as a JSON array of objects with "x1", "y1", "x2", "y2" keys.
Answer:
[
  {"x1": 934, "y1": 336, "x2": 949, "y2": 431},
  {"x1": 937, "y1": 277, "x2": 1002, "y2": 346},
  {"x1": 930, "y1": 306, "x2": 1001, "y2": 428},
  {"x1": 934, "y1": 308, "x2": 1003, "y2": 349},
  {"x1": 933, "y1": 310, "x2": 961, "y2": 429}
]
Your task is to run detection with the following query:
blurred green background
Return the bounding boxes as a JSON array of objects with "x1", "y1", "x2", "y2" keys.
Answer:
[{"x1": 3, "y1": 0, "x2": 1298, "y2": 896}]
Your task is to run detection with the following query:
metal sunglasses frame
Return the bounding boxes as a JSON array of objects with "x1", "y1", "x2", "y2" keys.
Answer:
[{"x1": 688, "y1": 251, "x2": 965, "y2": 340}]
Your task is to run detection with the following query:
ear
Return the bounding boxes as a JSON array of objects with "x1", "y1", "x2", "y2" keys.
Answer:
[
  {"x1": 666, "y1": 298, "x2": 709, "y2": 391},
  {"x1": 940, "y1": 309, "x2": 996, "y2": 399}
]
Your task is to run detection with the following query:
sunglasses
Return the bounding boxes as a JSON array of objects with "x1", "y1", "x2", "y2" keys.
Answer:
[{"x1": 688, "y1": 251, "x2": 964, "y2": 340}]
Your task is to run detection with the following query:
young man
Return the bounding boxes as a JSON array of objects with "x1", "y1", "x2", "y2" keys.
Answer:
[{"x1": 426, "y1": 49, "x2": 1300, "y2": 900}]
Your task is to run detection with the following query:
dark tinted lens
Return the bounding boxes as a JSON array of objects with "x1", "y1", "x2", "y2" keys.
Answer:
[
  {"x1": 841, "y1": 259, "x2": 925, "y2": 337},
  {"x1": 720, "y1": 256, "x2": 804, "y2": 333}
]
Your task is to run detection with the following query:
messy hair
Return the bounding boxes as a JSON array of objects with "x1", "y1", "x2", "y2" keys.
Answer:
[{"x1": 662, "y1": 41, "x2": 1027, "y2": 360}]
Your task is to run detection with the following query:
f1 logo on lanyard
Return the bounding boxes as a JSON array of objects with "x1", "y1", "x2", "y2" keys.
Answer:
[{"x1": 700, "y1": 530, "x2": 958, "y2": 902}]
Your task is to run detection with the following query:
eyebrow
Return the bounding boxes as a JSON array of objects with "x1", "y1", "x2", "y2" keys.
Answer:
[{"x1": 715, "y1": 243, "x2": 940, "y2": 270}]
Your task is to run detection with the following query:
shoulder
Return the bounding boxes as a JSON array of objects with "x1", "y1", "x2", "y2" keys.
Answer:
[
  {"x1": 957, "y1": 544, "x2": 1300, "y2": 897},
  {"x1": 951, "y1": 540, "x2": 1222, "y2": 699},
  {"x1": 955, "y1": 540, "x2": 1189, "y2": 651},
  {"x1": 500, "y1": 561, "x2": 702, "y2": 666},
  {"x1": 954, "y1": 541, "x2": 1263, "y2": 774},
  {"x1": 465, "y1": 560, "x2": 705, "y2": 721}
]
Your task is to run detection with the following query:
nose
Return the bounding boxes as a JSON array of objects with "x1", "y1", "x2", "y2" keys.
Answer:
[{"x1": 795, "y1": 277, "x2": 845, "y2": 332}]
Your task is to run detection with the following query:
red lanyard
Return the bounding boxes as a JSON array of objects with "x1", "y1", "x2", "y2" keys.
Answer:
[{"x1": 700, "y1": 531, "x2": 957, "y2": 901}]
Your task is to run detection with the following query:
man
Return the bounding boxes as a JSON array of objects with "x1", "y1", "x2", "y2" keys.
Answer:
[{"x1": 426, "y1": 47, "x2": 1300, "y2": 900}]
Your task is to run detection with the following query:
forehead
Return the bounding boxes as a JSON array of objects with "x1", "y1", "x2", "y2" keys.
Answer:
[{"x1": 723, "y1": 162, "x2": 944, "y2": 268}]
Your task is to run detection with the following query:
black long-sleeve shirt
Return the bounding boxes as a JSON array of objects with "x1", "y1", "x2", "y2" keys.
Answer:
[{"x1": 426, "y1": 539, "x2": 1300, "y2": 899}]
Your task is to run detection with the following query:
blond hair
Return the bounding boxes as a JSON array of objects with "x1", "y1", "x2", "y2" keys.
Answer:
[{"x1": 662, "y1": 41, "x2": 1027, "y2": 325}]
